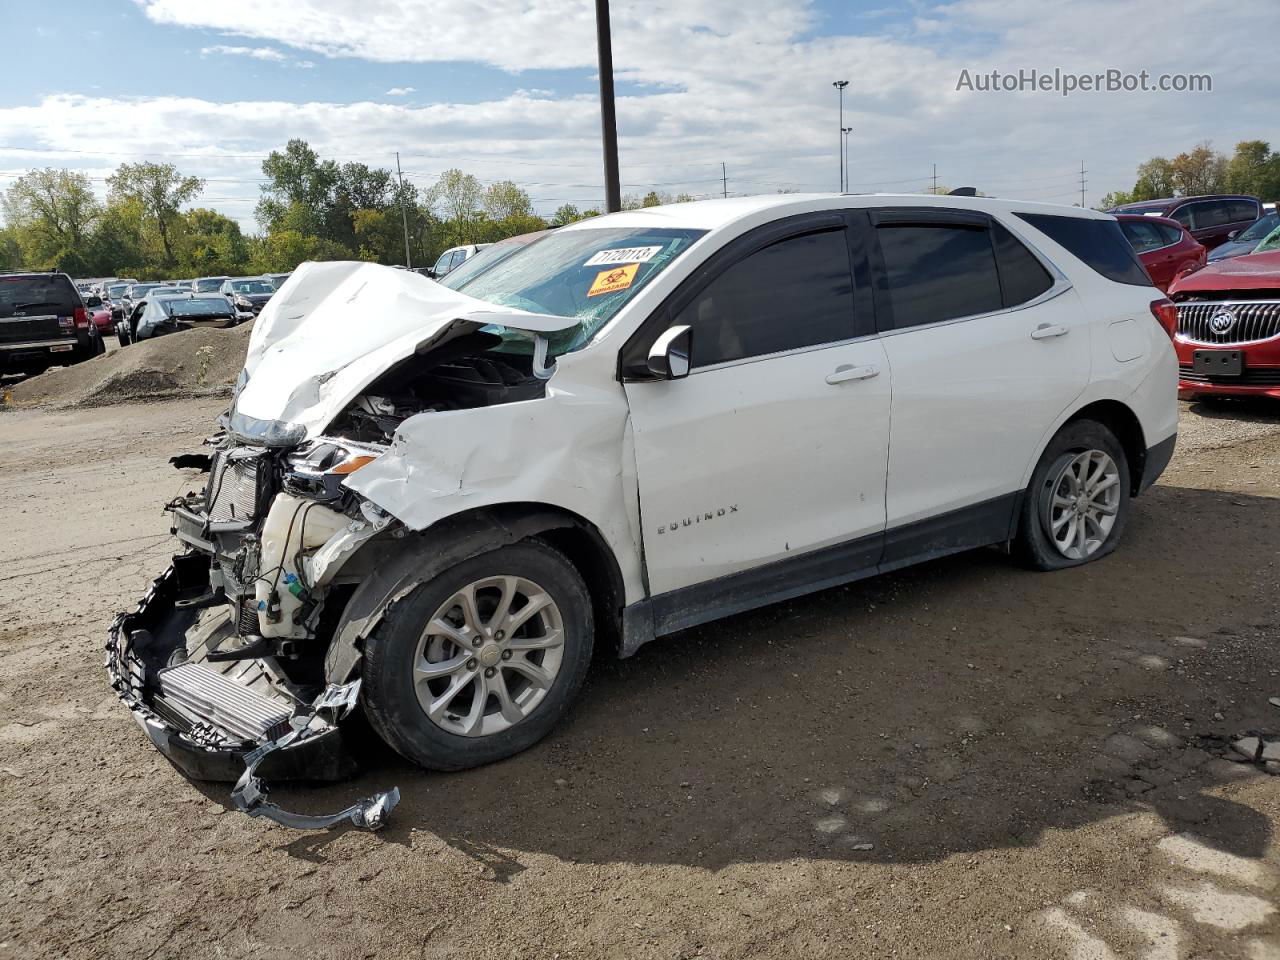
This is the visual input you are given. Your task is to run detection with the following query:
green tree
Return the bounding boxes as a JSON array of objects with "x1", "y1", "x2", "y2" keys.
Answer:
[
  {"x1": 427, "y1": 169, "x2": 483, "y2": 245},
  {"x1": 0, "y1": 168, "x2": 101, "y2": 270},
  {"x1": 256, "y1": 139, "x2": 339, "y2": 236},
  {"x1": 83, "y1": 198, "x2": 147, "y2": 275},
  {"x1": 550, "y1": 203, "x2": 582, "y2": 226},
  {"x1": 106, "y1": 162, "x2": 204, "y2": 266},
  {"x1": 0, "y1": 226, "x2": 22, "y2": 271},
  {"x1": 1170, "y1": 142, "x2": 1228, "y2": 197},
  {"x1": 482, "y1": 180, "x2": 533, "y2": 221},
  {"x1": 1225, "y1": 140, "x2": 1280, "y2": 201},
  {"x1": 177, "y1": 208, "x2": 250, "y2": 275},
  {"x1": 1131, "y1": 157, "x2": 1176, "y2": 200}
]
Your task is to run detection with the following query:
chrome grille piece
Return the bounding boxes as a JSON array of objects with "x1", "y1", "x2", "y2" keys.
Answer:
[
  {"x1": 1175, "y1": 300, "x2": 1280, "y2": 345},
  {"x1": 156, "y1": 662, "x2": 293, "y2": 743},
  {"x1": 206, "y1": 450, "x2": 264, "y2": 522}
]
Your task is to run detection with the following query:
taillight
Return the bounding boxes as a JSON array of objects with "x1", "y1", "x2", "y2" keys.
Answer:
[
  {"x1": 1150, "y1": 298, "x2": 1178, "y2": 341},
  {"x1": 73, "y1": 306, "x2": 90, "y2": 329}
]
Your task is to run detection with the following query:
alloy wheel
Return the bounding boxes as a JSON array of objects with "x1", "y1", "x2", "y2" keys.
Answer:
[
  {"x1": 413, "y1": 575, "x2": 565, "y2": 737},
  {"x1": 1044, "y1": 449, "x2": 1121, "y2": 560}
]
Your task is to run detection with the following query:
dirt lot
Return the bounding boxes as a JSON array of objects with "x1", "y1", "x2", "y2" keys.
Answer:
[{"x1": 1, "y1": 396, "x2": 1278, "y2": 960}]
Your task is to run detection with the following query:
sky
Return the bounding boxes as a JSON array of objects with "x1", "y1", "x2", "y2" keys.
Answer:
[{"x1": 0, "y1": 0, "x2": 1273, "y2": 229}]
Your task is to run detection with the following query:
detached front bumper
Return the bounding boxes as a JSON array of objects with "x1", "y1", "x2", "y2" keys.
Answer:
[{"x1": 107, "y1": 553, "x2": 398, "y2": 829}]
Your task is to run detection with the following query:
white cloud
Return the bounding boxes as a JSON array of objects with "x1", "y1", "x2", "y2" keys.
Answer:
[
  {"x1": 384, "y1": 87, "x2": 416, "y2": 96},
  {"x1": 200, "y1": 44, "x2": 312, "y2": 67},
  {"x1": 3, "y1": 0, "x2": 1272, "y2": 229}
]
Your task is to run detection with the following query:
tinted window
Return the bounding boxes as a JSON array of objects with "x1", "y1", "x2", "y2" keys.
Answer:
[
  {"x1": 194, "y1": 278, "x2": 225, "y2": 292},
  {"x1": 992, "y1": 220, "x2": 1053, "y2": 305},
  {"x1": 676, "y1": 229, "x2": 854, "y2": 367},
  {"x1": 1171, "y1": 207, "x2": 1194, "y2": 228},
  {"x1": 1017, "y1": 214, "x2": 1152, "y2": 286},
  {"x1": 1228, "y1": 199, "x2": 1259, "y2": 223},
  {"x1": 1190, "y1": 201, "x2": 1232, "y2": 229},
  {"x1": 876, "y1": 224, "x2": 1002, "y2": 329},
  {"x1": 0, "y1": 274, "x2": 81, "y2": 317},
  {"x1": 1119, "y1": 219, "x2": 1167, "y2": 252}
]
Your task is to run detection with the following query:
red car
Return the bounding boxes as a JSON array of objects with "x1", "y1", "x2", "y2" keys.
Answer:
[
  {"x1": 1115, "y1": 214, "x2": 1206, "y2": 292},
  {"x1": 1108, "y1": 195, "x2": 1262, "y2": 251},
  {"x1": 84, "y1": 294, "x2": 114, "y2": 334},
  {"x1": 1166, "y1": 251, "x2": 1280, "y2": 399}
]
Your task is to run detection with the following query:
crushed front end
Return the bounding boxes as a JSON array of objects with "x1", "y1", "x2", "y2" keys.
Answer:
[{"x1": 106, "y1": 433, "x2": 400, "y2": 830}]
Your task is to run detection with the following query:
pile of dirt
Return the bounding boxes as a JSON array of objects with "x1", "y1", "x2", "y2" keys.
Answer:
[{"x1": 8, "y1": 323, "x2": 254, "y2": 409}]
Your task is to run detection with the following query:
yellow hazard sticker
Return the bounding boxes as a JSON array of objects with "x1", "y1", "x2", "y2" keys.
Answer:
[{"x1": 587, "y1": 263, "x2": 639, "y2": 297}]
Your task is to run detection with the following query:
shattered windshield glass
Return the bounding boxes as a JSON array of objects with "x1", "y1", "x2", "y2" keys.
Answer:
[{"x1": 456, "y1": 226, "x2": 706, "y2": 355}]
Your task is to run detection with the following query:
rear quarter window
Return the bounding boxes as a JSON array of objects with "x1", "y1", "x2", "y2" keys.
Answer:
[
  {"x1": 0, "y1": 275, "x2": 81, "y2": 317},
  {"x1": 1016, "y1": 214, "x2": 1152, "y2": 287}
]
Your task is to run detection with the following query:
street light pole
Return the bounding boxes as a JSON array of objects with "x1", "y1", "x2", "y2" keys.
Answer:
[
  {"x1": 832, "y1": 80, "x2": 849, "y2": 192},
  {"x1": 842, "y1": 127, "x2": 852, "y2": 195},
  {"x1": 395, "y1": 151, "x2": 412, "y2": 268},
  {"x1": 595, "y1": 0, "x2": 622, "y2": 213}
]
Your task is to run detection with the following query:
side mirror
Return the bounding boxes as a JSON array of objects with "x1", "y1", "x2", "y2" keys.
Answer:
[
  {"x1": 1227, "y1": 229, "x2": 1239, "y2": 240},
  {"x1": 647, "y1": 325, "x2": 692, "y2": 380}
]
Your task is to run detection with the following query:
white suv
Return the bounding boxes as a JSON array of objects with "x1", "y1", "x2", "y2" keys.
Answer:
[{"x1": 109, "y1": 195, "x2": 1177, "y2": 829}]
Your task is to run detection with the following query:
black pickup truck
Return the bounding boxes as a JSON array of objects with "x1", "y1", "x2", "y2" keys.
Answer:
[{"x1": 0, "y1": 272, "x2": 105, "y2": 376}]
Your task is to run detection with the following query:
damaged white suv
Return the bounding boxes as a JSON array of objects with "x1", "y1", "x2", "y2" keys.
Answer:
[{"x1": 109, "y1": 195, "x2": 1178, "y2": 828}]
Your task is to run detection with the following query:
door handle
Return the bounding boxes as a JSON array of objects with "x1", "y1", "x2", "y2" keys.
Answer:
[
  {"x1": 826, "y1": 363, "x2": 880, "y2": 385},
  {"x1": 1031, "y1": 323, "x2": 1069, "y2": 340}
]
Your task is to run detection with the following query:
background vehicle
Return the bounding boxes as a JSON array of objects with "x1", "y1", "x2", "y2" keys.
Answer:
[
  {"x1": 119, "y1": 288, "x2": 199, "y2": 344},
  {"x1": 1207, "y1": 212, "x2": 1280, "y2": 262},
  {"x1": 1115, "y1": 213, "x2": 1206, "y2": 291},
  {"x1": 1167, "y1": 250, "x2": 1280, "y2": 399},
  {"x1": 1108, "y1": 195, "x2": 1261, "y2": 250},
  {"x1": 262, "y1": 272, "x2": 291, "y2": 287},
  {"x1": 109, "y1": 195, "x2": 1177, "y2": 827},
  {"x1": 436, "y1": 230, "x2": 548, "y2": 289},
  {"x1": 131, "y1": 293, "x2": 239, "y2": 341},
  {"x1": 428, "y1": 243, "x2": 490, "y2": 278},
  {"x1": 219, "y1": 277, "x2": 276, "y2": 315},
  {"x1": 191, "y1": 276, "x2": 231, "y2": 294},
  {"x1": 83, "y1": 294, "x2": 114, "y2": 334},
  {"x1": 0, "y1": 272, "x2": 105, "y2": 375}
]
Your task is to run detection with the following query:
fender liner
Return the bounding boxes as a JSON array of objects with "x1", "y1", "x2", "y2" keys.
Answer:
[{"x1": 323, "y1": 509, "x2": 586, "y2": 684}]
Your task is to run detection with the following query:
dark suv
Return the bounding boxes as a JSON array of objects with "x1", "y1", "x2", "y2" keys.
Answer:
[
  {"x1": 0, "y1": 272, "x2": 105, "y2": 375},
  {"x1": 1107, "y1": 195, "x2": 1261, "y2": 251}
]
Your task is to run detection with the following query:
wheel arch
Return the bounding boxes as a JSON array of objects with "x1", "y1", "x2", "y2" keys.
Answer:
[
  {"x1": 323, "y1": 501, "x2": 628, "y2": 684},
  {"x1": 1063, "y1": 399, "x2": 1147, "y2": 496}
]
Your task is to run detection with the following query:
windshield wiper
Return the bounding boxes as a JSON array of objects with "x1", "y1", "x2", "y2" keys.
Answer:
[{"x1": 12, "y1": 301, "x2": 66, "y2": 312}]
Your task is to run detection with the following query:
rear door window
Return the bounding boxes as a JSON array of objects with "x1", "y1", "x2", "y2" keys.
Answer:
[
  {"x1": 1186, "y1": 201, "x2": 1231, "y2": 229},
  {"x1": 992, "y1": 220, "x2": 1054, "y2": 306},
  {"x1": 1016, "y1": 214, "x2": 1152, "y2": 286},
  {"x1": 0, "y1": 275, "x2": 81, "y2": 317},
  {"x1": 875, "y1": 223, "x2": 1003, "y2": 329},
  {"x1": 1119, "y1": 219, "x2": 1167, "y2": 252},
  {"x1": 1228, "y1": 199, "x2": 1260, "y2": 223},
  {"x1": 676, "y1": 228, "x2": 856, "y2": 367},
  {"x1": 1157, "y1": 223, "x2": 1186, "y2": 246}
]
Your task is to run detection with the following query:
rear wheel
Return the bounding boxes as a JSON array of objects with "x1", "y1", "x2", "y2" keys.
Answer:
[
  {"x1": 361, "y1": 539, "x2": 594, "y2": 771},
  {"x1": 1015, "y1": 420, "x2": 1130, "y2": 571}
]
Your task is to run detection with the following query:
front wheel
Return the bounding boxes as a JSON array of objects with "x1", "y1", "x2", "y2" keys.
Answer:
[
  {"x1": 1014, "y1": 419, "x2": 1130, "y2": 571},
  {"x1": 361, "y1": 539, "x2": 594, "y2": 771}
]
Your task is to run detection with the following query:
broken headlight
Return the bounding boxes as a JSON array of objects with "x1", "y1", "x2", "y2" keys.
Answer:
[
  {"x1": 227, "y1": 411, "x2": 307, "y2": 448},
  {"x1": 284, "y1": 440, "x2": 381, "y2": 501}
]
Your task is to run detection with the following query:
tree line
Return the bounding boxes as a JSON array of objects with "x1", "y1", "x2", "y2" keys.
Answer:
[
  {"x1": 1098, "y1": 140, "x2": 1280, "y2": 210},
  {"x1": 0, "y1": 138, "x2": 695, "y2": 279}
]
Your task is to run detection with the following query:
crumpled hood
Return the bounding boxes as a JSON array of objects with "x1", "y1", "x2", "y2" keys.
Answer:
[{"x1": 234, "y1": 260, "x2": 577, "y2": 439}]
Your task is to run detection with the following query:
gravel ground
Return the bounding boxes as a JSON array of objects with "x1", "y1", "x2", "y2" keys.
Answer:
[{"x1": 0, "y1": 396, "x2": 1278, "y2": 960}]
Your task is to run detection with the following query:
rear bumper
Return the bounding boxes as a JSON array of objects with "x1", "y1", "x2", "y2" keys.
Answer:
[{"x1": 1138, "y1": 433, "x2": 1177, "y2": 494}]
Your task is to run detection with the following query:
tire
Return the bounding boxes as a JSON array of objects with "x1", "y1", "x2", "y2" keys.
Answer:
[
  {"x1": 1014, "y1": 419, "x2": 1130, "y2": 571},
  {"x1": 117, "y1": 326, "x2": 131, "y2": 347},
  {"x1": 361, "y1": 539, "x2": 594, "y2": 771}
]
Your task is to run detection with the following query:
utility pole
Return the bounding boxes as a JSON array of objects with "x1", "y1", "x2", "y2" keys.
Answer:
[
  {"x1": 722, "y1": 162, "x2": 728, "y2": 199},
  {"x1": 1079, "y1": 160, "x2": 1087, "y2": 207},
  {"x1": 395, "y1": 151, "x2": 412, "y2": 268},
  {"x1": 832, "y1": 80, "x2": 849, "y2": 191},
  {"x1": 932, "y1": 163, "x2": 938, "y2": 195},
  {"x1": 842, "y1": 127, "x2": 852, "y2": 194},
  {"x1": 595, "y1": 0, "x2": 622, "y2": 213}
]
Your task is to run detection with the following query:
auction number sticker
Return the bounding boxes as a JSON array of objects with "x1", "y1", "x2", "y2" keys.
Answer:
[
  {"x1": 584, "y1": 246, "x2": 662, "y2": 266},
  {"x1": 587, "y1": 263, "x2": 640, "y2": 297}
]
